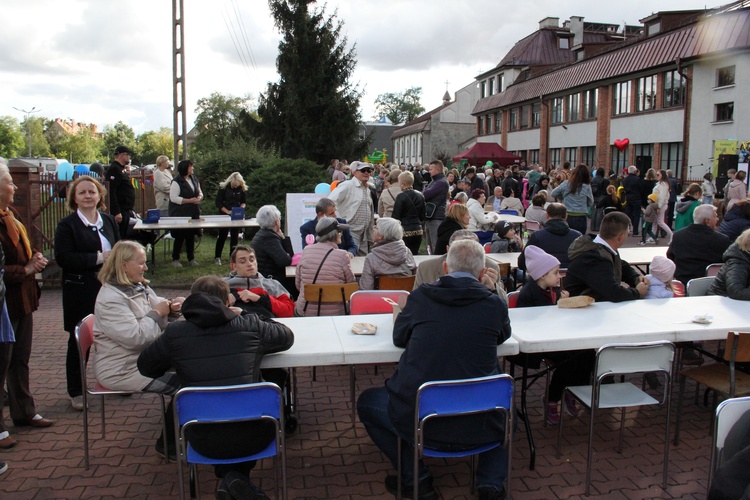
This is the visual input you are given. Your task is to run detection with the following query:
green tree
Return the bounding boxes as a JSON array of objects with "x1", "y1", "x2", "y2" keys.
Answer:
[
  {"x1": 192, "y1": 92, "x2": 254, "y2": 157},
  {"x1": 61, "y1": 129, "x2": 102, "y2": 164},
  {"x1": 374, "y1": 86, "x2": 425, "y2": 124},
  {"x1": 44, "y1": 120, "x2": 68, "y2": 159},
  {"x1": 101, "y1": 121, "x2": 137, "y2": 162},
  {"x1": 0, "y1": 116, "x2": 25, "y2": 158},
  {"x1": 137, "y1": 127, "x2": 174, "y2": 164},
  {"x1": 20, "y1": 116, "x2": 51, "y2": 157},
  {"x1": 254, "y1": 0, "x2": 367, "y2": 164}
]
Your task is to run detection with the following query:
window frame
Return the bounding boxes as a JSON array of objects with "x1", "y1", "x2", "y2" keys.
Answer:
[
  {"x1": 717, "y1": 66, "x2": 735, "y2": 88},
  {"x1": 613, "y1": 81, "x2": 631, "y2": 115},
  {"x1": 715, "y1": 102, "x2": 734, "y2": 122},
  {"x1": 663, "y1": 70, "x2": 686, "y2": 108},
  {"x1": 636, "y1": 75, "x2": 656, "y2": 112}
]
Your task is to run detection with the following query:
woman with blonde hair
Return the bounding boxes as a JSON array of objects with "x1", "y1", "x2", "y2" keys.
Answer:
[
  {"x1": 214, "y1": 172, "x2": 247, "y2": 265},
  {"x1": 152, "y1": 155, "x2": 173, "y2": 213},
  {"x1": 434, "y1": 203, "x2": 470, "y2": 255},
  {"x1": 378, "y1": 169, "x2": 402, "y2": 218},
  {"x1": 707, "y1": 228, "x2": 750, "y2": 300}
]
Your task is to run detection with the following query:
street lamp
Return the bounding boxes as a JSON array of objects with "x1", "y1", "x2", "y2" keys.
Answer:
[{"x1": 12, "y1": 106, "x2": 41, "y2": 157}]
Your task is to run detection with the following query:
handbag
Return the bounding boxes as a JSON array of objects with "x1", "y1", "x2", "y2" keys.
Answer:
[{"x1": 425, "y1": 202, "x2": 437, "y2": 219}]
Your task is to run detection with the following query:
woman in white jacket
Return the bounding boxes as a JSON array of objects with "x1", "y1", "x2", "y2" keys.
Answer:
[
  {"x1": 652, "y1": 170, "x2": 673, "y2": 243},
  {"x1": 466, "y1": 188, "x2": 499, "y2": 231},
  {"x1": 93, "y1": 240, "x2": 183, "y2": 394}
]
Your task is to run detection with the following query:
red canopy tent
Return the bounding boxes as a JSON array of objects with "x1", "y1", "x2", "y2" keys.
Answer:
[{"x1": 452, "y1": 142, "x2": 523, "y2": 167}]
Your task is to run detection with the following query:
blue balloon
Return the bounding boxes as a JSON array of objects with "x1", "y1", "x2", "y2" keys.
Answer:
[
  {"x1": 75, "y1": 164, "x2": 90, "y2": 175},
  {"x1": 57, "y1": 162, "x2": 74, "y2": 180},
  {"x1": 314, "y1": 182, "x2": 331, "y2": 194}
]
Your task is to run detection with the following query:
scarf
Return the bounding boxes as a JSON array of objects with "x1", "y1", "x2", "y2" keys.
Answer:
[{"x1": 0, "y1": 208, "x2": 32, "y2": 260}]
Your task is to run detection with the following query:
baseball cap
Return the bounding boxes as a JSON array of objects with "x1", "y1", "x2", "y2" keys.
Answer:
[{"x1": 114, "y1": 145, "x2": 134, "y2": 155}]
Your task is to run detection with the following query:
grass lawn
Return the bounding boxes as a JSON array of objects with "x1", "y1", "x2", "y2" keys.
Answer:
[{"x1": 146, "y1": 234, "x2": 236, "y2": 288}]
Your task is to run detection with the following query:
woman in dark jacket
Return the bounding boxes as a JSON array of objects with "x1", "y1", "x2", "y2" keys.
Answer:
[
  {"x1": 54, "y1": 175, "x2": 119, "y2": 411},
  {"x1": 168, "y1": 159, "x2": 203, "y2": 266},
  {"x1": 214, "y1": 172, "x2": 247, "y2": 265},
  {"x1": 707, "y1": 228, "x2": 750, "y2": 300},
  {"x1": 531, "y1": 175, "x2": 550, "y2": 198},
  {"x1": 250, "y1": 205, "x2": 296, "y2": 297},
  {"x1": 719, "y1": 200, "x2": 750, "y2": 242},
  {"x1": 434, "y1": 203, "x2": 469, "y2": 255},
  {"x1": 391, "y1": 171, "x2": 426, "y2": 255}
]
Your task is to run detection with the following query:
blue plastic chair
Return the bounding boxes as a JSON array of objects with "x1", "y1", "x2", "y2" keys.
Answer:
[
  {"x1": 397, "y1": 374, "x2": 514, "y2": 499},
  {"x1": 498, "y1": 209, "x2": 519, "y2": 216},
  {"x1": 173, "y1": 383, "x2": 287, "y2": 500},
  {"x1": 474, "y1": 230, "x2": 494, "y2": 246}
]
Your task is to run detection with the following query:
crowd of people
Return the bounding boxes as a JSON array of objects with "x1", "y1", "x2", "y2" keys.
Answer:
[{"x1": 1, "y1": 148, "x2": 749, "y2": 496}]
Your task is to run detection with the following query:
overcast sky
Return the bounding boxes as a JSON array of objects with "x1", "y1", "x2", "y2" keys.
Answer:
[{"x1": 1, "y1": 0, "x2": 711, "y2": 137}]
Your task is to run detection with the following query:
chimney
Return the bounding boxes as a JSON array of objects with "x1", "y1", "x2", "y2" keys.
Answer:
[
  {"x1": 539, "y1": 17, "x2": 559, "y2": 29},
  {"x1": 570, "y1": 16, "x2": 585, "y2": 49}
]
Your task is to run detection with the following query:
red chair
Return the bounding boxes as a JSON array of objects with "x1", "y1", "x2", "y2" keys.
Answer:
[
  {"x1": 484, "y1": 242, "x2": 492, "y2": 254},
  {"x1": 507, "y1": 291, "x2": 519, "y2": 308},
  {"x1": 671, "y1": 280, "x2": 686, "y2": 297},
  {"x1": 350, "y1": 290, "x2": 409, "y2": 315}
]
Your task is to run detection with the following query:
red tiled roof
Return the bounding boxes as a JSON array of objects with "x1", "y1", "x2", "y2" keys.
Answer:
[
  {"x1": 473, "y1": 8, "x2": 750, "y2": 115},
  {"x1": 391, "y1": 101, "x2": 451, "y2": 139}
]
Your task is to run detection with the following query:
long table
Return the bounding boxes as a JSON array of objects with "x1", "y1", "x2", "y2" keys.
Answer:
[{"x1": 285, "y1": 254, "x2": 435, "y2": 278}]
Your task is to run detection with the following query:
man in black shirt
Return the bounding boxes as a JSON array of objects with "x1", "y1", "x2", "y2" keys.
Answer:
[{"x1": 105, "y1": 145, "x2": 136, "y2": 239}]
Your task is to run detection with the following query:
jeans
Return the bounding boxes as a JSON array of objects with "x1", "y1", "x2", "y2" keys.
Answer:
[
  {"x1": 357, "y1": 387, "x2": 508, "y2": 490},
  {"x1": 625, "y1": 202, "x2": 641, "y2": 235},
  {"x1": 424, "y1": 219, "x2": 442, "y2": 255}
]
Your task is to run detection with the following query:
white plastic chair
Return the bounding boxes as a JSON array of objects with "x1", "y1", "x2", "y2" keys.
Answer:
[
  {"x1": 556, "y1": 341, "x2": 675, "y2": 496},
  {"x1": 686, "y1": 276, "x2": 715, "y2": 297},
  {"x1": 709, "y1": 396, "x2": 750, "y2": 495}
]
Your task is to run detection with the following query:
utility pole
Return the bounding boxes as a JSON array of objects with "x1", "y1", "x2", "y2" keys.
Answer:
[
  {"x1": 12, "y1": 106, "x2": 41, "y2": 157},
  {"x1": 172, "y1": 0, "x2": 188, "y2": 161}
]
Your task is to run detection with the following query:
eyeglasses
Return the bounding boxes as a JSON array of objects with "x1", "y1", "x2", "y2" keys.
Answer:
[{"x1": 360, "y1": 168, "x2": 373, "y2": 174}]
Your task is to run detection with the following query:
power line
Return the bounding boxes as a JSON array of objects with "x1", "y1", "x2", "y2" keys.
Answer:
[{"x1": 231, "y1": 0, "x2": 257, "y2": 71}]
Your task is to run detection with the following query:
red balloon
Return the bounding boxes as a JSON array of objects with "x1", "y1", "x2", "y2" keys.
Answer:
[{"x1": 614, "y1": 138, "x2": 630, "y2": 152}]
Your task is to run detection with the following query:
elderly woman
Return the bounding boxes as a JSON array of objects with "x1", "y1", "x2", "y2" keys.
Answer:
[
  {"x1": 550, "y1": 164, "x2": 594, "y2": 235},
  {"x1": 169, "y1": 159, "x2": 202, "y2": 267},
  {"x1": 152, "y1": 155, "x2": 173, "y2": 213},
  {"x1": 250, "y1": 205, "x2": 296, "y2": 296},
  {"x1": 0, "y1": 164, "x2": 53, "y2": 447},
  {"x1": 525, "y1": 193, "x2": 548, "y2": 226},
  {"x1": 359, "y1": 218, "x2": 417, "y2": 290},
  {"x1": 391, "y1": 171, "x2": 426, "y2": 255},
  {"x1": 378, "y1": 169, "x2": 402, "y2": 218},
  {"x1": 467, "y1": 188, "x2": 499, "y2": 231},
  {"x1": 54, "y1": 175, "x2": 119, "y2": 411},
  {"x1": 214, "y1": 171, "x2": 247, "y2": 265},
  {"x1": 434, "y1": 203, "x2": 470, "y2": 255},
  {"x1": 294, "y1": 217, "x2": 355, "y2": 316},
  {"x1": 707, "y1": 228, "x2": 750, "y2": 300}
]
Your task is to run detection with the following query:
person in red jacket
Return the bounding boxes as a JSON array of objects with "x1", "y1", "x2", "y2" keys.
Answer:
[{"x1": 224, "y1": 245, "x2": 295, "y2": 318}]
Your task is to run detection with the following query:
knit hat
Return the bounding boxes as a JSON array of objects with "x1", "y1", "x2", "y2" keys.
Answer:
[
  {"x1": 525, "y1": 245, "x2": 561, "y2": 281},
  {"x1": 647, "y1": 193, "x2": 659, "y2": 203},
  {"x1": 495, "y1": 220, "x2": 513, "y2": 238},
  {"x1": 650, "y1": 256, "x2": 675, "y2": 283}
]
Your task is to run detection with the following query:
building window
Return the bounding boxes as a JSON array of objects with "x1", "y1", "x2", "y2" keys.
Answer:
[
  {"x1": 549, "y1": 148, "x2": 561, "y2": 167},
  {"x1": 495, "y1": 113, "x2": 501, "y2": 133},
  {"x1": 614, "y1": 81, "x2": 631, "y2": 115},
  {"x1": 583, "y1": 89, "x2": 598, "y2": 119},
  {"x1": 478, "y1": 116, "x2": 484, "y2": 135},
  {"x1": 634, "y1": 143, "x2": 654, "y2": 159},
  {"x1": 489, "y1": 77, "x2": 495, "y2": 96},
  {"x1": 647, "y1": 22, "x2": 661, "y2": 36},
  {"x1": 552, "y1": 97, "x2": 564, "y2": 124},
  {"x1": 528, "y1": 149, "x2": 540, "y2": 164},
  {"x1": 565, "y1": 148, "x2": 577, "y2": 165},
  {"x1": 581, "y1": 146, "x2": 596, "y2": 167},
  {"x1": 717, "y1": 66, "x2": 735, "y2": 87},
  {"x1": 480, "y1": 80, "x2": 487, "y2": 99},
  {"x1": 499, "y1": 74, "x2": 505, "y2": 93},
  {"x1": 520, "y1": 105, "x2": 530, "y2": 129},
  {"x1": 660, "y1": 142, "x2": 683, "y2": 177},
  {"x1": 532, "y1": 102, "x2": 541, "y2": 128},
  {"x1": 412, "y1": 137, "x2": 416, "y2": 159},
  {"x1": 716, "y1": 102, "x2": 734, "y2": 122},
  {"x1": 509, "y1": 109, "x2": 518, "y2": 131},
  {"x1": 559, "y1": 37, "x2": 569, "y2": 49},
  {"x1": 663, "y1": 70, "x2": 686, "y2": 108},
  {"x1": 567, "y1": 93, "x2": 580, "y2": 122},
  {"x1": 485, "y1": 115, "x2": 491, "y2": 134},
  {"x1": 636, "y1": 75, "x2": 656, "y2": 111},
  {"x1": 611, "y1": 146, "x2": 628, "y2": 175}
]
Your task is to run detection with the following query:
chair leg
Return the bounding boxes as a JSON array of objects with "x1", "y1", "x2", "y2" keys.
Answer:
[
  {"x1": 674, "y1": 375, "x2": 686, "y2": 446},
  {"x1": 101, "y1": 395, "x2": 107, "y2": 438},
  {"x1": 160, "y1": 395, "x2": 169, "y2": 464},
  {"x1": 190, "y1": 463, "x2": 198, "y2": 499},
  {"x1": 350, "y1": 365, "x2": 356, "y2": 428},
  {"x1": 312, "y1": 366, "x2": 317, "y2": 382},
  {"x1": 617, "y1": 407, "x2": 626, "y2": 453},
  {"x1": 556, "y1": 390, "x2": 565, "y2": 459},
  {"x1": 82, "y1": 392, "x2": 91, "y2": 469},
  {"x1": 585, "y1": 404, "x2": 596, "y2": 496},
  {"x1": 662, "y1": 377, "x2": 672, "y2": 490},
  {"x1": 520, "y1": 364, "x2": 536, "y2": 470}
]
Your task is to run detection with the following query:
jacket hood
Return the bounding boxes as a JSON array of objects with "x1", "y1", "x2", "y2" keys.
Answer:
[
  {"x1": 567, "y1": 234, "x2": 599, "y2": 261},
  {"x1": 675, "y1": 197, "x2": 697, "y2": 213},
  {"x1": 723, "y1": 205, "x2": 746, "y2": 222},
  {"x1": 420, "y1": 275, "x2": 494, "y2": 307},
  {"x1": 371, "y1": 239, "x2": 413, "y2": 266},
  {"x1": 723, "y1": 242, "x2": 750, "y2": 265},
  {"x1": 182, "y1": 293, "x2": 236, "y2": 327},
  {"x1": 544, "y1": 218, "x2": 571, "y2": 235}
]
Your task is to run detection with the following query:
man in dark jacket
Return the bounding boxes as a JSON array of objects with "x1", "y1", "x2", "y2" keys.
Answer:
[
  {"x1": 564, "y1": 212, "x2": 649, "y2": 302},
  {"x1": 518, "y1": 203, "x2": 581, "y2": 270},
  {"x1": 668, "y1": 204, "x2": 731, "y2": 286},
  {"x1": 299, "y1": 198, "x2": 357, "y2": 255},
  {"x1": 105, "y1": 145, "x2": 136, "y2": 239},
  {"x1": 422, "y1": 160, "x2": 450, "y2": 254},
  {"x1": 357, "y1": 240, "x2": 511, "y2": 500},
  {"x1": 621, "y1": 166, "x2": 644, "y2": 236},
  {"x1": 138, "y1": 276, "x2": 293, "y2": 500}
]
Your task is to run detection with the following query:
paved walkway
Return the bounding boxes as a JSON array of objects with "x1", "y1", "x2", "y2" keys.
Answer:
[{"x1": 0, "y1": 287, "x2": 713, "y2": 499}]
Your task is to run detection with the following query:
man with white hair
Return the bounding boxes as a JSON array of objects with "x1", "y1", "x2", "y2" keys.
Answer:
[
  {"x1": 667, "y1": 203, "x2": 731, "y2": 286},
  {"x1": 328, "y1": 161, "x2": 374, "y2": 255},
  {"x1": 357, "y1": 239, "x2": 511, "y2": 499}
]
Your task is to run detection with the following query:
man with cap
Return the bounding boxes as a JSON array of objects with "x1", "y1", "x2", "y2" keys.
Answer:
[
  {"x1": 106, "y1": 145, "x2": 136, "y2": 239},
  {"x1": 490, "y1": 221, "x2": 523, "y2": 253},
  {"x1": 299, "y1": 198, "x2": 357, "y2": 256},
  {"x1": 518, "y1": 203, "x2": 581, "y2": 271},
  {"x1": 328, "y1": 161, "x2": 374, "y2": 255}
]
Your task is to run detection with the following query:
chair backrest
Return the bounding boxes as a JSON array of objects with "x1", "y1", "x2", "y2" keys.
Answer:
[
  {"x1": 686, "y1": 276, "x2": 715, "y2": 297},
  {"x1": 174, "y1": 383, "x2": 282, "y2": 428},
  {"x1": 474, "y1": 231, "x2": 494, "y2": 246},
  {"x1": 524, "y1": 220, "x2": 541, "y2": 232},
  {"x1": 671, "y1": 280, "x2": 686, "y2": 297},
  {"x1": 484, "y1": 242, "x2": 492, "y2": 254},
  {"x1": 497, "y1": 262, "x2": 511, "y2": 279},
  {"x1": 376, "y1": 275, "x2": 416, "y2": 292},
  {"x1": 706, "y1": 263, "x2": 723, "y2": 277},
  {"x1": 498, "y1": 209, "x2": 519, "y2": 216},
  {"x1": 711, "y1": 396, "x2": 750, "y2": 483},
  {"x1": 507, "y1": 291, "x2": 519, "y2": 309},
  {"x1": 594, "y1": 341, "x2": 675, "y2": 380},
  {"x1": 723, "y1": 332, "x2": 750, "y2": 363},
  {"x1": 558, "y1": 268, "x2": 567, "y2": 279},
  {"x1": 350, "y1": 290, "x2": 409, "y2": 315},
  {"x1": 416, "y1": 374, "x2": 514, "y2": 445},
  {"x1": 303, "y1": 282, "x2": 359, "y2": 315},
  {"x1": 75, "y1": 314, "x2": 96, "y2": 366}
]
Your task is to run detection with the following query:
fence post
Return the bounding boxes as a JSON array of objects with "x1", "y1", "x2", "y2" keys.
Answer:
[{"x1": 8, "y1": 162, "x2": 43, "y2": 252}]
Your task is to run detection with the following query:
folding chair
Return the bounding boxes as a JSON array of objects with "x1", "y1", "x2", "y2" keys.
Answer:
[
  {"x1": 524, "y1": 220, "x2": 541, "y2": 233},
  {"x1": 686, "y1": 276, "x2": 715, "y2": 297},
  {"x1": 705, "y1": 263, "x2": 723, "y2": 277},
  {"x1": 397, "y1": 374, "x2": 514, "y2": 500},
  {"x1": 376, "y1": 275, "x2": 415, "y2": 292},
  {"x1": 506, "y1": 291, "x2": 519, "y2": 309},
  {"x1": 474, "y1": 231, "x2": 495, "y2": 246},
  {"x1": 556, "y1": 342, "x2": 675, "y2": 496},
  {"x1": 675, "y1": 332, "x2": 750, "y2": 445},
  {"x1": 302, "y1": 282, "x2": 359, "y2": 316},
  {"x1": 671, "y1": 280, "x2": 686, "y2": 297},
  {"x1": 174, "y1": 383, "x2": 287, "y2": 500},
  {"x1": 498, "y1": 210, "x2": 519, "y2": 216},
  {"x1": 75, "y1": 314, "x2": 168, "y2": 468},
  {"x1": 708, "y1": 396, "x2": 750, "y2": 495}
]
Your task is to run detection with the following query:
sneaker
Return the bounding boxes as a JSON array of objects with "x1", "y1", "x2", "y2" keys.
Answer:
[
  {"x1": 638, "y1": 241, "x2": 647, "y2": 246},
  {"x1": 645, "y1": 237, "x2": 655, "y2": 244},
  {"x1": 214, "y1": 258, "x2": 222, "y2": 265},
  {"x1": 546, "y1": 402, "x2": 560, "y2": 425},
  {"x1": 188, "y1": 260, "x2": 200, "y2": 267},
  {"x1": 70, "y1": 396, "x2": 84, "y2": 411},
  {"x1": 563, "y1": 393, "x2": 579, "y2": 417},
  {"x1": 384, "y1": 474, "x2": 437, "y2": 500},
  {"x1": 171, "y1": 260, "x2": 182, "y2": 268},
  {"x1": 0, "y1": 461, "x2": 8, "y2": 475},
  {"x1": 477, "y1": 485, "x2": 506, "y2": 500},
  {"x1": 217, "y1": 471, "x2": 269, "y2": 500}
]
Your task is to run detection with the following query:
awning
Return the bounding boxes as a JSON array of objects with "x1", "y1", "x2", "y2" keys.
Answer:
[{"x1": 452, "y1": 142, "x2": 523, "y2": 167}]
